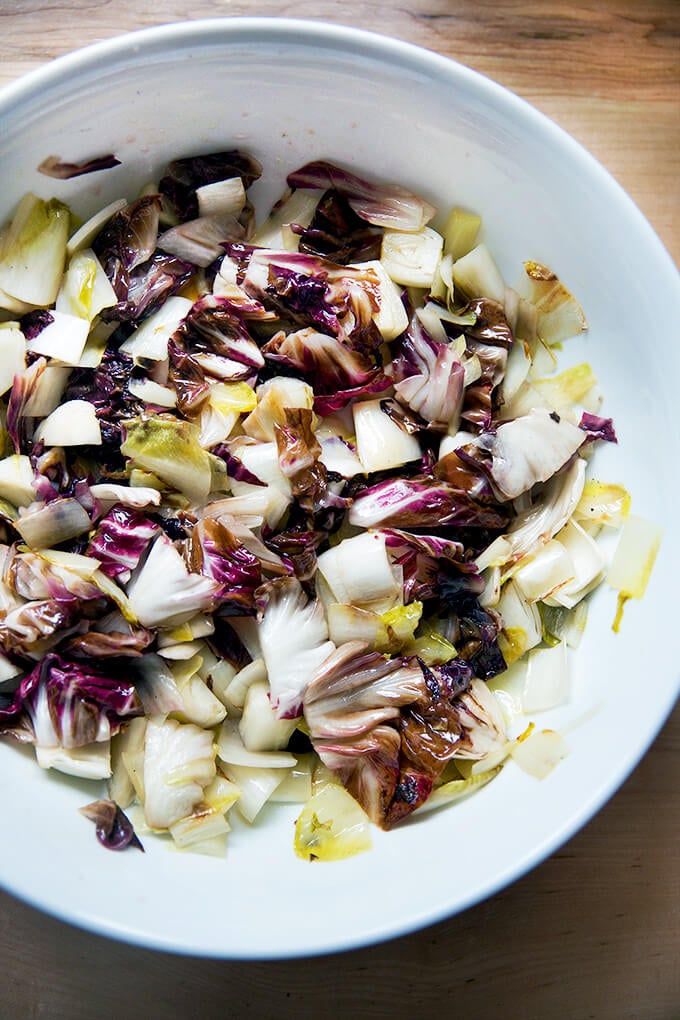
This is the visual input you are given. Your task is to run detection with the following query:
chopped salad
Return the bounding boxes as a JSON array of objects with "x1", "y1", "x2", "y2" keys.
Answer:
[{"x1": 0, "y1": 152, "x2": 660, "y2": 859}]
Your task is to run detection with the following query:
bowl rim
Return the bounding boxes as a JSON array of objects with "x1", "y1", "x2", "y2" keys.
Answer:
[{"x1": 0, "y1": 16, "x2": 678, "y2": 959}]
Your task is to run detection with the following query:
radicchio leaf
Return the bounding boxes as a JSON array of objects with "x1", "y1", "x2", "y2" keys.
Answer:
[
  {"x1": 0, "y1": 653, "x2": 143, "y2": 748},
  {"x1": 262, "y1": 327, "x2": 387, "y2": 401},
  {"x1": 159, "y1": 150, "x2": 262, "y2": 221},
  {"x1": 579, "y1": 411, "x2": 617, "y2": 444},
  {"x1": 438, "y1": 582, "x2": 506, "y2": 680},
  {"x1": 460, "y1": 407, "x2": 586, "y2": 501},
  {"x1": 239, "y1": 249, "x2": 383, "y2": 354},
  {"x1": 287, "y1": 161, "x2": 435, "y2": 231},
  {"x1": 87, "y1": 506, "x2": 160, "y2": 584},
  {"x1": 349, "y1": 476, "x2": 510, "y2": 531},
  {"x1": 169, "y1": 295, "x2": 264, "y2": 409},
  {"x1": 0, "y1": 598, "x2": 85, "y2": 657},
  {"x1": 274, "y1": 407, "x2": 327, "y2": 514},
  {"x1": 188, "y1": 517, "x2": 262, "y2": 613},
  {"x1": 382, "y1": 528, "x2": 483, "y2": 603},
  {"x1": 65, "y1": 347, "x2": 142, "y2": 468},
  {"x1": 293, "y1": 189, "x2": 383, "y2": 263},
  {"x1": 92, "y1": 195, "x2": 161, "y2": 297},
  {"x1": 80, "y1": 799, "x2": 144, "y2": 852},
  {"x1": 388, "y1": 312, "x2": 465, "y2": 431}
]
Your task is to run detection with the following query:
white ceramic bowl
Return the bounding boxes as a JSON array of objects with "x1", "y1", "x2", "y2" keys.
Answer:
[{"x1": 1, "y1": 18, "x2": 678, "y2": 959}]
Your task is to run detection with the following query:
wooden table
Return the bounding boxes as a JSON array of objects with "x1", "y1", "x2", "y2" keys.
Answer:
[{"x1": 0, "y1": 3, "x2": 678, "y2": 1018}]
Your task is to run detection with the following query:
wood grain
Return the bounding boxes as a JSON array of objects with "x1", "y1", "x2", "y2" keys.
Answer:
[{"x1": 0, "y1": 3, "x2": 678, "y2": 1018}]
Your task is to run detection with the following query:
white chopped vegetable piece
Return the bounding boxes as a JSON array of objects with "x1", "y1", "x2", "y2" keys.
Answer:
[
  {"x1": 353, "y1": 398, "x2": 421, "y2": 474},
  {"x1": 88, "y1": 483, "x2": 162, "y2": 509},
  {"x1": 574, "y1": 480, "x2": 631, "y2": 529},
  {"x1": 223, "y1": 658, "x2": 268, "y2": 711},
  {"x1": 196, "y1": 177, "x2": 246, "y2": 218},
  {"x1": 220, "y1": 762, "x2": 288, "y2": 823},
  {"x1": 352, "y1": 258, "x2": 409, "y2": 339},
  {"x1": 270, "y1": 755, "x2": 314, "y2": 803},
  {"x1": 327, "y1": 603, "x2": 387, "y2": 650},
  {"x1": 143, "y1": 717, "x2": 216, "y2": 830},
  {"x1": 522, "y1": 642, "x2": 569, "y2": 713},
  {"x1": 0, "y1": 323, "x2": 25, "y2": 396},
  {"x1": 513, "y1": 540, "x2": 575, "y2": 604},
  {"x1": 0, "y1": 455, "x2": 36, "y2": 507},
  {"x1": 442, "y1": 207, "x2": 481, "y2": 260},
  {"x1": 120, "y1": 296, "x2": 193, "y2": 363},
  {"x1": 512, "y1": 728, "x2": 568, "y2": 779},
  {"x1": 239, "y1": 681, "x2": 299, "y2": 752},
  {"x1": 252, "y1": 189, "x2": 319, "y2": 249},
  {"x1": 0, "y1": 651, "x2": 22, "y2": 682},
  {"x1": 15, "y1": 497, "x2": 92, "y2": 548},
  {"x1": 607, "y1": 513, "x2": 662, "y2": 600},
  {"x1": 36, "y1": 740, "x2": 111, "y2": 780},
  {"x1": 258, "y1": 578, "x2": 335, "y2": 719},
  {"x1": 169, "y1": 809, "x2": 230, "y2": 850},
  {"x1": 318, "y1": 436, "x2": 364, "y2": 478},
  {"x1": 171, "y1": 666, "x2": 227, "y2": 729},
  {"x1": 109, "y1": 718, "x2": 147, "y2": 809},
  {"x1": 217, "y1": 718, "x2": 297, "y2": 769},
  {"x1": 497, "y1": 579, "x2": 542, "y2": 663},
  {"x1": 55, "y1": 248, "x2": 117, "y2": 322},
  {"x1": 452, "y1": 243, "x2": 505, "y2": 304},
  {"x1": 380, "y1": 226, "x2": 443, "y2": 289},
  {"x1": 22, "y1": 364, "x2": 71, "y2": 417},
  {"x1": 544, "y1": 520, "x2": 605, "y2": 609},
  {"x1": 0, "y1": 193, "x2": 69, "y2": 306},
  {"x1": 25, "y1": 311, "x2": 90, "y2": 366},
  {"x1": 33, "y1": 399, "x2": 102, "y2": 446},
  {"x1": 294, "y1": 784, "x2": 372, "y2": 861},
  {"x1": 126, "y1": 534, "x2": 220, "y2": 628},
  {"x1": 128, "y1": 378, "x2": 178, "y2": 408},
  {"x1": 67, "y1": 198, "x2": 127, "y2": 254},
  {"x1": 518, "y1": 261, "x2": 587, "y2": 345},
  {"x1": 484, "y1": 408, "x2": 584, "y2": 500},
  {"x1": 317, "y1": 531, "x2": 403, "y2": 611}
]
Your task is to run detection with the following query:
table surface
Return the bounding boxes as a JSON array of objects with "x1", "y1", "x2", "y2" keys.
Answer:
[{"x1": 0, "y1": 3, "x2": 678, "y2": 1018}]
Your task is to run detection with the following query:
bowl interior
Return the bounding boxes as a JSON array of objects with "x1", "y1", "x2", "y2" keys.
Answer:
[{"x1": 1, "y1": 19, "x2": 678, "y2": 958}]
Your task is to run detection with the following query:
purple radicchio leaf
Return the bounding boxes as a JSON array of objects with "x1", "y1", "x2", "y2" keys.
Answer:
[
  {"x1": 579, "y1": 411, "x2": 617, "y2": 444},
  {"x1": 0, "y1": 653, "x2": 143, "y2": 748},
  {"x1": 159, "y1": 150, "x2": 262, "y2": 221},
  {"x1": 312, "y1": 374, "x2": 392, "y2": 416},
  {"x1": 110, "y1": 253, "x2": 195, "y2": 322},
  {"x1": 80, "y1": 799, "x2": 144, "y2": 852},
  {"x1": 262, "y1": 326, "x2": 386, "y2": 401},
  {"x1": 38, "y1": 153, "x2": 121, "y2": 179},
  {"x1": 438, "y1": 581, "x2": 506, "y2": 680},
  {"x1": 293, "y1": 189, "x2": 383, "y2": 264},
  {"x1": 20, "y1": 309, "x2": 54, "y2": 342},
  {"x1": 64, "y1": 347, "x2": 142, "y2": 467},
  {"x1": 274, "y1": 407, "x2": 328, "y2": 515},
  {"x1": 387, "y1": 311, "x2": 465, "y2": 431},
  {"x1": 212, "y1": 445, "x2": 267, "y2": 486},
  {"x1": 92, "y1": 195, "x2": 161, "y2": 291},
  {"x1": 240, "y1": 249, "x2": 383, "y2": 354},
  {"x1": 382, "y1": 528, "x2": 484, "y2": 603},
  {"x1": 348, "y1": 476, "x2": 510, "y2": 531},
  {"x1": 87, "y1": 506, "x2": 160, "y2": 584},
  {"x1": 168, "y1": 295, "x2": 264, "y2": 414},
  {"x1": 287, "y1": 160, "x2": 435, "y2": 231},
  {"x1": 189, "y1": 518, "x2": 262, "y2": 613},
  {"x1": 461, "y1": 298, "x2": 514, "y2": 348}
]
